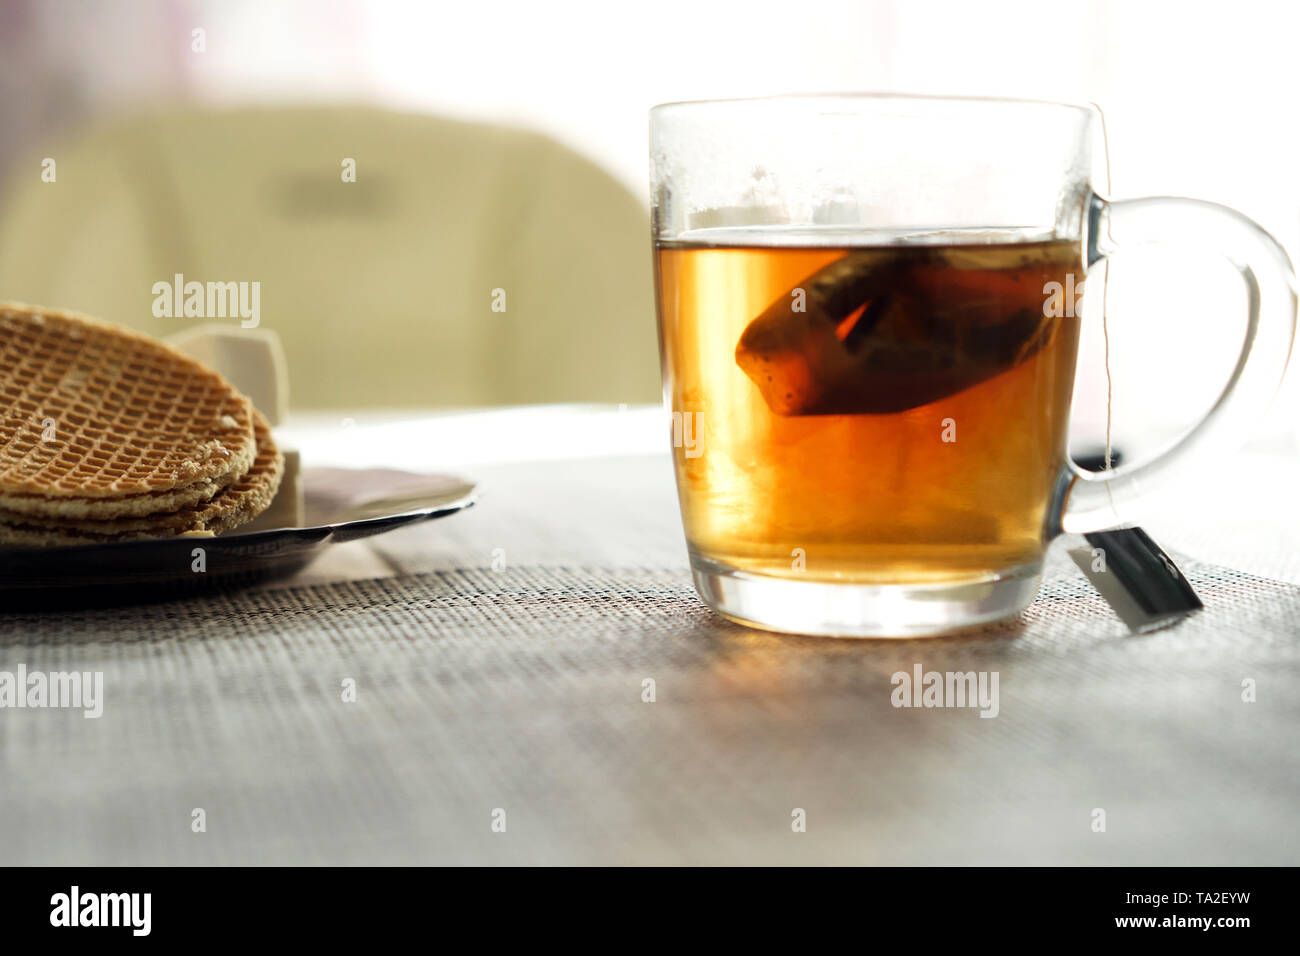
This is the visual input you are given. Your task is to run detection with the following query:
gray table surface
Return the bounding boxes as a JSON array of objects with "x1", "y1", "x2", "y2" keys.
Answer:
[{"x1": 1, "y1": 447, "x2": 1297, "y2": 865}]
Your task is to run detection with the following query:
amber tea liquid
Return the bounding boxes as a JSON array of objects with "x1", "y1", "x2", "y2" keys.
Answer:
[{"x1": 656, "y1": 230, "x2": 1083, "y2": 584}]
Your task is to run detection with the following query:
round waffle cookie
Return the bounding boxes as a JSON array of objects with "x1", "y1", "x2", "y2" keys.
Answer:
[
  {"x1": 0, "y1": 411, "x2": 283, "y2": 545},
  {"x1": 0, "y1": 473, "x2": 231, "y2": 519},
  {"x1": 0, "y1": 303, "x2": 257, "y2": 511}
]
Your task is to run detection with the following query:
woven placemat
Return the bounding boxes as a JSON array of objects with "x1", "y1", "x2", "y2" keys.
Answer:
[{"x1": 2, "y1": 552, "x2": 1296, "y2": 865}]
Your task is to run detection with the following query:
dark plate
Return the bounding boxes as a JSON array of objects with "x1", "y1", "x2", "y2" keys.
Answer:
[{"x1": 0, "y1": 468, "x2": 476, "y2": 610}]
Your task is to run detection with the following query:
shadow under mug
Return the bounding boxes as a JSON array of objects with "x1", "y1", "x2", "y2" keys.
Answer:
[{"x1": 650, "y1": 94, "x2": 1296, "y2": 637}]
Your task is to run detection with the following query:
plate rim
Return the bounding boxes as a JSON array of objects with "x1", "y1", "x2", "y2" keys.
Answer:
[{"x1": 0, "y1": 488, "x2": 477, "y2": 559}]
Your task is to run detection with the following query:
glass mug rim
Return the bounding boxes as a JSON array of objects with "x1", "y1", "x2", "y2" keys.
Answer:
[{"x1": 649, "y1": 91, "x2": 1100, "y2": 118}]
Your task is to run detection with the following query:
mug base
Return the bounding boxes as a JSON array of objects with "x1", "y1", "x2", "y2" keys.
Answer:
[{"x1": 689, "y1": 556, "x2": 1041, "y2": 638}]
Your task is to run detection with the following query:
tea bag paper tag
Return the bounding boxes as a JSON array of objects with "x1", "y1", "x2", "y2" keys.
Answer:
[{"x1": 1068, "y1": 528, "x2": 1203, "y2": 634}]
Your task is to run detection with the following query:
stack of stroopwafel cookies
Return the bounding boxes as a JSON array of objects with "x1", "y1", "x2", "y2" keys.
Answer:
[{"x1": 0, "y1": 303, "x2": 284, "y2": 546}]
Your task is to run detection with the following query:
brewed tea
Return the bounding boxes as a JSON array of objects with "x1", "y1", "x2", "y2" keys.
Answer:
[{"x1": 656, "y1": 230, "x2": 1083, "y2": 583}]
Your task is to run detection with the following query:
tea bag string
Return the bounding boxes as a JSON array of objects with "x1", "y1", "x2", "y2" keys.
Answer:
[{"x1": 1092, "y1": 102, "x2": 1117, "y2": 491}]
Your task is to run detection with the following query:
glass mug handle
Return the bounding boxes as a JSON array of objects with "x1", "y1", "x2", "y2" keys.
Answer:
[{"x1": 1055, "y1": 192, "x2": 1298, "y2": 534}]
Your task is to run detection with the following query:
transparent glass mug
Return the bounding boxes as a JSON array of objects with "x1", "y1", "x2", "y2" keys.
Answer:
[{"x1": 650, "y1": 94, "x2": 1296, "y2": 638}]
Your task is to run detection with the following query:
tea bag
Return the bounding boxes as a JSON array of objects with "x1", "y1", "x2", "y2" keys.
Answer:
[
  {"x1": 735, "y1": 247, "x2": 1055, "y2": 415},
  {"x1": 1068, "y1": 528, "x2": 1203, "y2": 633}
]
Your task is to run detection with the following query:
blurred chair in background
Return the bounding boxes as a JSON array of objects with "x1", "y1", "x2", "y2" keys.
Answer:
[{"x1": 0, "y1": 106, "x2": 659, "y2": 408}]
